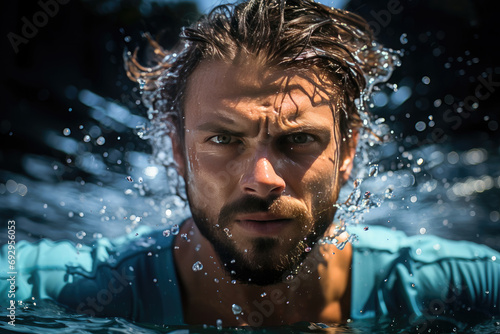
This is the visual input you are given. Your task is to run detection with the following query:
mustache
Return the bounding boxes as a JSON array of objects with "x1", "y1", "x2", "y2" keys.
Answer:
[{"x1": 218, "y1": 195, "x2": 310, "y2": 224}]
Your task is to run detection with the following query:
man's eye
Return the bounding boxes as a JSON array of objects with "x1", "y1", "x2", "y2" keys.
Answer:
[
  {"x1": 210, "y1": 135, "x2": 233, "y2": 144},
  {"x1": 286, "y1": 133, "x2": 314, "y2": 144}
]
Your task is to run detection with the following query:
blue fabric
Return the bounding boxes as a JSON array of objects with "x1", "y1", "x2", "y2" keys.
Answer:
[
  {"x1": 350, "y1": 225, "x2": 500, "y2": 324},
  {"x1": 1, "y1": 221, "x2": 499, "y2": 324},
  {"x1": 0, "y1": 224, "x2": 186, "y2": 324}
]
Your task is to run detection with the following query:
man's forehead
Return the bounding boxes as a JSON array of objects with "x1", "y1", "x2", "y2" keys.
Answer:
[{"x1": 186, "y1": 59, "x2": 337, "y2": 108}]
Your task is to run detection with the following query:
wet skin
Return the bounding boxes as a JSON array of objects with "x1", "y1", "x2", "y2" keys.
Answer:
[{"x1": 172, "y1": 60, "x2": 354, "y2": 326}]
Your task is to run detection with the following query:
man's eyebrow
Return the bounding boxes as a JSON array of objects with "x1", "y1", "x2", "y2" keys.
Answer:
[
  {"x1": 195, "y1": 120, "x2": 247, "y2": 137},
  {"x1": 195, "y1": 114, "x2": 235, "y2": 129},
  {"x1": 282, "y1": 124, "x2": 332, "y2": 133}
]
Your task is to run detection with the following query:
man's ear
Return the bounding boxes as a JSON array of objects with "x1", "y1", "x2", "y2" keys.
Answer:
[
  {"x1": 339, "y1": 129, "x2": 359, "y2": 184},
  {"x1": 169, "y1": 131, "x2": 186, "y2": 178}
]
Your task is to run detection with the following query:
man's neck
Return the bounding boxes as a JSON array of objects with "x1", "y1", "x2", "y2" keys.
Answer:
[{"x1": 173, "y1": 218, "x2": 352, "y2": 327}]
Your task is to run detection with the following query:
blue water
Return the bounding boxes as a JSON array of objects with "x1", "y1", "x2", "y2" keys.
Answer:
[{"x1": 0, "y1": 301, "x2": 499, "y2": 333}]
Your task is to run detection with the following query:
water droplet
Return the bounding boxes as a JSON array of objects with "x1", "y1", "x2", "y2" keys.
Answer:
[
  {"x1": 400, "y1": 33, "x2": 408, "y2": 44},
  {"x1": 231, "y1": 304, "x2": 242, "y2": 315},
  {"x1": 63, "y1": 128, "x2": 71, "y2": 136},
  {"x1": 138, "y1": 78, "x2": 146, "y2": 90},
  {"x1": 353, "y1": 178, "x2": 362, "y2": 188},
  {"x1": 192, "y1": 261, "x2": 203, "y2": 271},
  {"x1": 305, "y1": 246, "x2": 312, "y2": 253},
  {"x1": 223, "y1": 227, "x2": 232, "y2": 238},
  {"x1": 214, "y1": 278, "x2": 219, "y2": 283},
  {"x1": 415, "y1": 121, "x2": 426, "y2": 132},
  {"x1": 216, "y1": 319, "x2": 223, "y2": 330},
  {"x1": 386, "y1": 83, "x2": 398, "y2": 91},
  {"x1": 162, "y1": 230, "x2": 170, "y2": 237},
  {"x1": 126, "y1": 176, "x2": 133, "y2": 182},
  {"x1": 96, "y1": 136, "x2": 105, "y2": 145},
  {"x1": 76, "y1": 231, "x2": 86, "y2": 239},
  {"x1": 421, "y1": 76, "x2": 431, "y2": 85},
  {"x1": 368, "y1": 164, "x2": 379, "y2": 177},
  {"x1": 336, "y1": 240, "x2": 348, "y2": 250},
  {"x1": 231, "y1": 280, "x2": 236, "y2": 284},
  {"x1": 363, "y1": 226, "x2": 369, "y2": 231},
  {"x1": 260, "y1": 292, "x2": 267, "y2": 297},
  {"x1": 171, "y1": 224, "x2": 179, "y2": 235},
  {"x1": 124, "y1": 36, "x2": 131, "y2": 42},
  {"x1": 384, "y1": 188, "x2": 393, "y2": 199},
  {"x1": 83, "y1": 135, "x2": 91, "y2": 143}
]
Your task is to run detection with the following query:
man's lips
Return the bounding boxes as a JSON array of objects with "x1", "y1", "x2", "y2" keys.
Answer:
[
  {"x1": 234, "y1": 213, "x2": 293, "y2": 236},
  {"x1": 236, "y1": 212, "x2": 290, "y2": 222}
]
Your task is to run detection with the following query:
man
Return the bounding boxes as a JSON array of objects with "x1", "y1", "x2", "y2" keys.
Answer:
[{"x1": 2, "y1": 0, "x2": 499, "y2": 329}]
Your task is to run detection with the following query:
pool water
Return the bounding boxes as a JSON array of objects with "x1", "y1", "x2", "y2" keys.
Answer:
[{"x1": 0, "y1": 301, "x2": 499, "y2": 333}]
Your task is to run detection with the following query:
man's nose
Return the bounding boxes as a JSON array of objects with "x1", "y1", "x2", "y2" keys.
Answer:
[{"x1": 240, "y1": 151, "x2": 286, "y2": 198}]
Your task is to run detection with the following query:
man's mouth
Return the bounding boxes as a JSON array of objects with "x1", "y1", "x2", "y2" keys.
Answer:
[{"x1": 234, "y1": 213, "x2": 293, "y2": 236}]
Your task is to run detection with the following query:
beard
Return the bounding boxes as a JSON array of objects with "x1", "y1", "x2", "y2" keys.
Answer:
[{"x1": 189, "y1": 193, "x2": 336, "y2": 286}]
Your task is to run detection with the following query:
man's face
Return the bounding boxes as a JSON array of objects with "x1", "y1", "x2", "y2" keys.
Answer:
[{"x1": 176, "y1": 59, "x2": 349, "y2": 285}]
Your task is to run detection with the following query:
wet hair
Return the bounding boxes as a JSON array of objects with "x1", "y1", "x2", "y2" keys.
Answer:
[{"x1": 126, "y1": 0, "x2": 396, "y2": 165}]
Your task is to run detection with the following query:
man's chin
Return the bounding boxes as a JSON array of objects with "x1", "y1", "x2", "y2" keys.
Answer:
[
  {"x1": 219, "y1": 238, "x2": 310, "y2": 286},
  {"x1": 230, "y1": 267, "x2": 287, "y2": 286}
]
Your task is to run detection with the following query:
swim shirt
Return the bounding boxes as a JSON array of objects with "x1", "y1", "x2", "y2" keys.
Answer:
[{"x1": 1, "y1": 219, "x2": 499, "y2": 325}]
